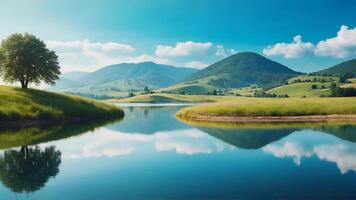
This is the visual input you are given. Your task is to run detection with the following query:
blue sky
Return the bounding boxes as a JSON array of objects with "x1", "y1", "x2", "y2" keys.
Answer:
[{"x1": 0, "y1": 0, "x2": 355, "y2": 73}]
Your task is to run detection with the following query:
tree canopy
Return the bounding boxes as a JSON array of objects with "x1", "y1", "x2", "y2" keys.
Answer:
[{"x1": 0, "y1": 33, "x2": 60, "y2": 88}]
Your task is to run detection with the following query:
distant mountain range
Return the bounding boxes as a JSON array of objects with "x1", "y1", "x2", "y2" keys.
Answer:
[
  {"x1": 315, "y1": 58, "x2": 356, "y2": 78},
  {"x1": 51, "y1": 52, "x2": 356, "y2": 97},
  {"x1": 52, "y1": 62, "x2": 198, "y2": 94}
]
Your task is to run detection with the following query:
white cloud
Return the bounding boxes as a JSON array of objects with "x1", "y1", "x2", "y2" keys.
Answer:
[
  {"x1": 263, "y1": 35, "x2": 314, "y2": 58},
  {"x1": 185, "y1": 61, "x2": 208, "y2": 69},
  {"x1": 155, "y1": 41, "x2": 213, "y2": 57},
  {"x1": 46, "y1": 39, "x2": 139, "y2": 72},
  {"x1": 215, "y1": 45, "x2": 237, "y2": 57},
  {"x1": 46, "y1": 39, "x2": 136, "y2": 56},
  {"x1": 315, "y1": 25, "x2": 356, "y2": 58}
]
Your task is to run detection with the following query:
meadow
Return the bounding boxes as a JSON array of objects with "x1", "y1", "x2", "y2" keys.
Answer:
[
  {"x1": 176, "y1": 97, "x2": 356, "y2": 121},
  {"x1": 0, "y1": 86, "x2": 124, "y2": 126}
]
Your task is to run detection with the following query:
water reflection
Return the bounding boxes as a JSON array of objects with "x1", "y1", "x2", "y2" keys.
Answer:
[
  {"x1": 0, "y1": 118, "x2": 122, "y2": 150},
  {"x1": 45, "y1": 128, "x2": 229, "y2": 159},
  {"x1": 0, "y1": 146, "x2": 61, "y2": 193},
  {"x1": 0, "y1": 119, "x2": 122, "y2": 193},
  {"x1": 180, "y1": 119, "x2": 356, "y2": 174},
  {"x1": 198, "y1": 126, "x2": 295, "y2": 149},
  {"x1": 0, "y1": 106, "x2": 355, "y2": 199},
  {"x1": 262, "y1": 129, "x2": 356, "y2": 174},
  {"x1": 107, "y1": 106, "x2": 188, "y2": 134}
]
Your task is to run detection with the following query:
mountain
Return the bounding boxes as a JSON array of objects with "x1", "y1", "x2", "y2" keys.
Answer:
[
  {"x1": 185, "y1": 52, "x2": 300, "y2": 88},
  {"x1": 160, "y1": 52, "x2": 300, "y2": 94},
  {"x1": 52, "y1": 62, "x2": 198, "y2": 96},
  {"x1": 78, "y1": 62, "x2": 197, "y2": 87},
  {"x1": 61, "y1": 71, "x2": 89, "y2": 80},
  {"x1": 316, "y1": 58, "x2": 356, "y2": 77}
]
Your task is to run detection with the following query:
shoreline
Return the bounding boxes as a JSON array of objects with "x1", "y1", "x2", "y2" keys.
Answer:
[{"x1": 176, "y1": 114, "x2": 356, "y2": 123}]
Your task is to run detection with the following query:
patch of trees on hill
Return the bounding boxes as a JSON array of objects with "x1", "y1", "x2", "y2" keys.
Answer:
[{"x1": 329, "y1": 83, "x2": 356, "y2": 97}]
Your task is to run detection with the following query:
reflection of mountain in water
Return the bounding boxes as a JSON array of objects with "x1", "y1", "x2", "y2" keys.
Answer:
[
  {"x1": 318, "y1": 124, "x2": 356, "y2": 143},
  {"x1": 107, "y1": 107, "x2": 190, "y2": 134},
  {"x1": 199, "y1": 127, "x2": 296, "y2": 149},
  {"x1": 0, "y1": 146, "x2": 61, "y2": 193}
]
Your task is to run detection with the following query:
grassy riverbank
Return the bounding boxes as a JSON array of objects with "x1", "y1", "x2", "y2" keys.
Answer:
[
  {"x1": 0, "y1": 86, "x2": 124, "y2": 126},
  {"x1": 176, "y1": 97, "x2": 356, "y2": 122}
]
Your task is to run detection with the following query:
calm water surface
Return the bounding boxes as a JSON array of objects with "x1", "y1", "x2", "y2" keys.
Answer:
[{"x1": 0, "y1": 104, "x2": 356, "y2": 199}]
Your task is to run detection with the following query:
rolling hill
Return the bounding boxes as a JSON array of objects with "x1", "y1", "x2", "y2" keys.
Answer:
[
  {"x1": 161, "y1": 52, "x2": 300, "y2": 94},
  {"x1": 51, "y1": 62, "x2": 198, "y2": 96},
  {"x1": 316, "y1": 58, "x2": 356, "y2": 77},
  {"x1": 185, "y1": 52, "x2": 300, "y2": 87}
]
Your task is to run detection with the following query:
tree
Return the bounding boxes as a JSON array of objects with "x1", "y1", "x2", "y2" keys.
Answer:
[
  {"x1": 0, "y1": 33, "x2": 60, "y2": 88},
  {"x1": 330, "y1": 83, "x2": 337, "y2": 96},
  {"x1": 311, "y1": 84, "x2": 317, "y2": 90},
  {"x1": 128, "y1": 92, "x2": 135, "y2": 97},
  {"x1": 212, "y1": 89, "x2": 218, "y2": 95},
  {"x1": 143, "y1": 86, "x2": 150, "y2": 94}
]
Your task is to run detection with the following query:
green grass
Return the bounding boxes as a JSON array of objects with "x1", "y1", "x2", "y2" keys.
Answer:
[
  {"x1": 267, "y1": 82, "x2": 336, "y2": 97},
  {"x1": 176, "y1": 97, "x2": 356, "y2": 118},
  {"x1": 0, "y1": 86, "x2": 124, "y2": 124},
  {"x1": 158, "y1": 76, "x2": 220, "y2": 95}
]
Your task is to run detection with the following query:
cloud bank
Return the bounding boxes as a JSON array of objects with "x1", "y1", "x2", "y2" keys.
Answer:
[
  {"x1": 263, "y1": 25, "x2": 356, "y2": 59},
  {"x1": 45, "y1": 40, "x2": 236, "y2": 72},
  {"x1": 263, "y1": 35, "x2": 314, "y2": 58}
]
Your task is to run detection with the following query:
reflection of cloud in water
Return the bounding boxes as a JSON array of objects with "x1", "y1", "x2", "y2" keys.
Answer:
[
  {"x1": 263, "y1": 142, "x2": 312, "y2": 165},
  {"x1": 155, "y1": 141, "x2": 212, "y2": 155},
  {"x1": 315, "y1": 144, "x2": 356, "y2": 174},
  {"x1": 42, "y1": 128, "x2": 230, "y2": 159},
  {"x1": 264, "y1": 142, "x2": 356, "y2": 174}
]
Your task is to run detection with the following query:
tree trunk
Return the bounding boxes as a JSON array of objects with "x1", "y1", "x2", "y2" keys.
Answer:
[{"x1": 20, "y1": 80, "x2": 28, "y2": 89}]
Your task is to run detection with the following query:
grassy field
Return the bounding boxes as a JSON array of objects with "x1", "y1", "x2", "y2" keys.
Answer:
[
  {"x1": 158, "y1": 77, "x2": 220, "y2": 95},
  {"x1": 0, "y1": 86, "x2": 124, "y2": 124},
  {"x1": 176, "y1": 97, "x2": 356, "y2": 119},
  {"x1": 267, "y1": 82, "x2": 335, "y2": 97}
]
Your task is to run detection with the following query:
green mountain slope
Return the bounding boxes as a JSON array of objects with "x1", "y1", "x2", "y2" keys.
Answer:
[
  {"x1": 185, "y1": 52, "x2": 300, "y2": 88},
  {"x1": 52, "y1": 62, "x2": 198, "y2": 95},
  {"x1": 79, "y1": 62, "x2": 197, "y2": 87},
  {"x1": 316, "y1": 58, "x2": 356, "y2": 77}
]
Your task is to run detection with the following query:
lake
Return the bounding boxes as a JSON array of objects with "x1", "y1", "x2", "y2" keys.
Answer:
[{"x1": 0, "y1": 104, "x2": 356, "y2": 199}]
